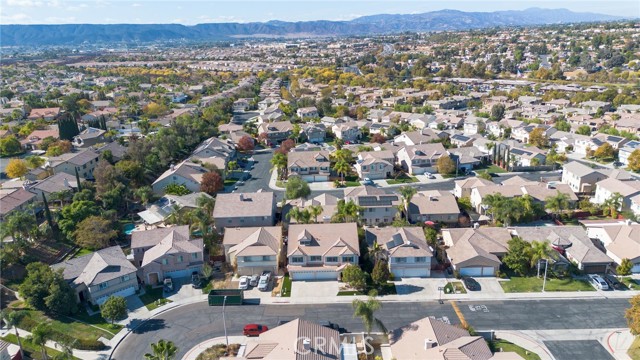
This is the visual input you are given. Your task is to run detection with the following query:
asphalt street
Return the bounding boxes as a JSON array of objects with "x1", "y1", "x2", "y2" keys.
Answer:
[
  {"x1": 111, "y1": 298, "x2": 629, "y2": 360},
  {"x1": 544, "y1": 340, "x2": 615, "y2": 360}
]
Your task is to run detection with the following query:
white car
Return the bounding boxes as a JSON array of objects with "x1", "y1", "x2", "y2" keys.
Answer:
[
  {"x1": 238, "y1": 276, "x2": 250, "y2": 290},
  {"x1": 257, "y1": 275, "x2": 270, "y2": 291},
  {"x1": 588, "y1": 274, "x2": 609, "y2": 290}
]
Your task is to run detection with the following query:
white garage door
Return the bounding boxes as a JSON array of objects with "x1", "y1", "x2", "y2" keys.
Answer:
[
  {"x1": 632, "y1": 264, "x2": 640, "y2": 273},
  {"x1": 95, "y1": 286, "x2": 136, "y2": 305},
  {"x1": 395, "y1": 268, "x2": 430, "y2": 278},
  {"x1": 292, "y1": 271, "x2": 337, "y2": 281},
  {"x1": 481, "y1": 267, "x2": 495, "y2": 276},
  {"x1": 459, "y1": 267, "x2": 483, "y2": 277}
]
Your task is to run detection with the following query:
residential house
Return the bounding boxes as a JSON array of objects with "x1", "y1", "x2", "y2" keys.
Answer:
[
  {"x1": 442, "y1": 228, "x2": 513, "y2": 276},
  {"x1": 561, "y1": 161, "x2": 608, "y2": 193},
  {"x1": 619, "y1": 141, "x2": 640, "y2": 167},
  {"x1": 332, "y1": 122, "x2": 361, "y2": 142},
  {"x1": 408, "y1": 190, "x2": 461, "y2": 225},
  {"x1": 511, "y1": 226, "x2": 612, "y2": 273},
  {"x1": 222, "y1": 226, "x2": 281, "y2": 276},
  {"x1": 137, "y1": 192, "x2": 213, "y2": 226},
  {"x1": 258, "y1": 121, "x2": 293, "y2": 145},
  {"x1": 354, "y1": 151, "x2": 394, "y2": 180},
  {"x1": 213, "y1": 191, "x2": 276, "y2": 229},
  {"x1": 72, "y1": 127, "x2": 107, "y2": 148},
  {"x1": 508, "y1": 146, "x2": 547, "y2": 167},
  {"x1": 284, "y1": 193, "x2": 340, "y2": 224},
  {"x1": 296, "y1": 106, "x2": 319, "y2": 119},
  {"x1": 95, "y1": 141, "x2": 128, "y2": 162},
  {"x1": 302, "y1": 123, "x2": 326, "y2": 143},
  {"x1": 393, "y1": 129, "x2": 446, "y2": 146},
  {"x1": 593, "y1": 178, "x2": 640, "y2": 211},
  {"x1": 0, "y1": 188, "x2": 37, "y2": 220},
  {"x1": 28, "y1": 107, "x2": 61, "y2": 121},
  {"x1": 449, "y1": 134, "x2": 474, "y2": 148},
  {"x1": 365, "y1": 227, "x2": 433, "y2": 278},
  {"x1": 344, "y1": 186, "x2": 400, "y2": 225},
  {"x1": 287, "y1": 151, "x2": 331, "y2": 182},
  {"x1": 27, "y1": 172, "x2": 81, "y2": 199},
  {"x1": 463, "y1": 116, "x2": 485, "y2": 135},
  {"x1": 131, "y1": 225, "x2": 204, "y2": 285},
  {"x1": 447, "y1": 146, "x2": 491, "y2": 173},
  {"x1": 151, "y1": 160, "x2": 209, "y2": 194},
  {"x1": 47, "y1": 149, "x2": 100, "y2": 180},
  {"x1": 51, "y1": 246, "x2": 138, "y2": 305},
  {"x1": 454, "y1": 177, "x2": 494, "y2": 198},
  {"x1": 191, "y1": 136, "x2": 236, "y2": 163},
  {"x1": 585, "y1": 223, "x2": 640, "y2": 272},
  {"x1": 397, "y1": 143, "x2": 447, "y2": 175},
  {"x1": 232, "y1": 99, "x2": 250, "y2": 112},
  {"x1": 388, "y1": 317, "x2": 524, "y2": 360},
  {"x1": 287, "y1": 223, "x2": 359, "y2": 281},
  {"x1": 20, "y1": 127, "x2": 59, "y2": 150}
]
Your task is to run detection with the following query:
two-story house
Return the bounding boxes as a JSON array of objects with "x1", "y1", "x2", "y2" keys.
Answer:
[
  {"x1": 302, "y1": 123, "x2": 326, "y2": 144},
  {"x1": 258, "y1": 121, "x2": 293, "y2": 146},
  {"x1": 296, "y1": 106, "x2": 319, "y2": 119},
  {"x1": 344, "y1": 186, "x2": 400, "y2": 225},
  {"x1": 287, "y1": 223, "x2": 360, "y2": 281},
  {"x1": 151, "y1": 160, "x2": 209, "y2": 194},
  {"x1": 561, "y1": 161, "x2": 608, "y2": 193},
  {"x1": 213, "y1": 191, "x2": 277, "y2": 229},
  {"x1": 51, "y1": 246, "x2": 138, "y2": 305},
  {"x1": 47, "y1": 149, "x2": 100, "y2": 180},
  {"x1": 287, "y1": 151, "x2": 331, "y2": 182},
  {"x1": 131, "y1": 226, "x2": 204, "y2": 285},
  {"x1": 354, "y1": 151, "x2": 394, "y2": 180},
  {"x1": 365, "y1": 227, "x2": 433, "y2": 278},
  {"x1": 222, "y1": 226, "x2": 282, "y2": 276},
  {"x1": 408, "y1": 190, "x2": 461, "y2": 225},
  {"x1": 397, "y1": 143, "x2": 447, "y2": 175},
  {"x1": 332, "y1": 122, "x2": 361, "y2": 142}
]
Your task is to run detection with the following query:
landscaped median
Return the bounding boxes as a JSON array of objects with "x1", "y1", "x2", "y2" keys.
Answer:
[
  {"x1": 444, "y1": 281, "x2": 467, "y2": 294},
  {"x1": 500, "y1": 276, "x2": 595, "y2": 293}
]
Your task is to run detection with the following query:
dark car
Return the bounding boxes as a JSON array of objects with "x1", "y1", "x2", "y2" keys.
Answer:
[
  {"x1": 243, "y1": 324, "x2": 269, "y2": 336},
  {"x1": 604, "y1": 274, "x2": 626, "y2": 290},
  {"x1": 462, "y1": 277, "x2": 481, "y2": 291}
]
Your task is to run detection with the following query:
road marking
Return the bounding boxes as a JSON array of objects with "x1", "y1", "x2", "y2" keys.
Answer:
[
  {"x1": 468, "y1": 305, "x2": 489, "y2": 313},
  {"x1": 450, "y1": 301, "x2": 468, "y2": 328}
]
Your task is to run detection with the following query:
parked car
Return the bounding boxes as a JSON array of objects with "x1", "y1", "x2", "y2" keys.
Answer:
[
  {"x1": 243, "y1": 324, "x2": 268, "y2": 336},
  {"x1": 262, "y1": 270, "x2": 273, "y2": 280},
  {"x1": 424, "y1": 172, "x2": 435, "y2": 179},
  {"x1": 362, "y1": 178, "x2": 374, "y2": 185},
  {"x1": 163, "y1": 277, "x2": 173, "y2": 292},
  {"x1": 588, "y1": 274, "x2": 610, "y2": 290},
  {"x1": 604, "y1": 274, "x2": 625, "y2": 290},
  {"x1": 258, "y1": 275, "x2": 270, "y2": 291},
  {"x1": 249, "y1": 274, "x2": 260, "y2": 287},
  {"x1": 237, "y1": 180, "x2": 245, "y2": 186},
  {"x1": 462, "y1": 277, "x2": 480, "y2": 291},
  {"x1": 238, "y1": 276, "x2": 250, "y2": 290},
  {"x1": 191, "y1": 273, "x2": 200, "y2": 288}
]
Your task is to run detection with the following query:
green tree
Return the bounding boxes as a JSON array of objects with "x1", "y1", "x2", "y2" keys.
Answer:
[
  {"x1": 285, "y1": 175, "x2": 311, "y2": 199},
  {"x1": 603, "y1": 192, "x2": 623, "y2": 218},
  {"x1": 618, "y1": 258, "x2": 633, "y2": 276},
  {"x1": 593, "y1": 143, "x2": 615, "y2": 160},
  {"x1": 24, "y1": 155, "x2": 45, "y2": 169},
  {"x1": 491, "y1": 103, "x2": 505, "y2": 121},
  {"x1": 477, "y1": 171, "x2": 493, "y2": 181},
  {"x1": 576, "y1": 125, "x2": 592, "y2": 136},
  {"x1": 0, "y1": 310, "x2": 27, "y2": 359},
  {"x1": 74, "y1": 216, "x2": 117, "y2": 250},
  {"x1": 45, "y1": 280, "x2": 77, "y2": 315},
  {"x1": 341, "y1": 264, "x2": 367, "y2": 291},
  {"x1": 529, "y1": 240, "x2": 552, "y2": 273},
  {"x1": 101, "y1": 296, "x2": 128, "y2": 325},
  {"x1": 286, "y1": 207, "x2": 311, "y2": 224},
  {"x1": 29, "y1": 323, "x2": 52, "y2": 360},
  {"x1": 398, "y1": 186, "x2": 417, "y2": 221},
  {"x1": 626, "y1": 295, "x2": 640, "y2": 335},
  {"x1": 144, "y1": 339, "x2": 178, "y2": 360},
  {"x1": 332, "y1": 199, "x2": 363, "y2": 223},
  {"x1": 457, "y1": 197, "x2": 473, "y2": 212},
  {"x1": 270, "y1": 152, "x2": 288, "y2": 180},
  {"x1": 545, "y1": 191, "x2": 571, "y2": 218},
  {"x1": 554, "y1": 120, "x2": 571, "y2": 132},
  {"x1": 628, "y1": 149, "x2": 640, "y2": 172},
  {"x1": 502, "y1": 236, "x2": 532, "y2": 276},
  {"x1": 528, "y1": 128, "x2": 549, "y2": 148},
  {"x1": 308, "y1": 204, "x2": 323, "y2": 223},
  {"x1": 19, "y1": 262, "x2": 77, "y2": 314},
  {"x1": 436, "y1": 155, "x2": 456, "y2": 175},
  {"x1": 135, "y1": 186, "x2": 155, "y2": 205},
  {"x1": 0, "y1": 135, "x2": 22, "y2": 157},
  {"x1": 352, "y1": 296, "x2": 387, "y2": 334},
  {"x1": 58, "y1": 200, "x2": 100, "y2": 238},
  {"x1": 371, "y1": 260, "x2": 390, "y2": 285},
  {"x1": 333, "y1": 160, "x2": 351, "y2": 184},
  {"x1": 1, "y1": 209, "x2": 37, "y2": 243},
  {"x1": 164, "y1": 183, "x2": 191, "y2": 196}
]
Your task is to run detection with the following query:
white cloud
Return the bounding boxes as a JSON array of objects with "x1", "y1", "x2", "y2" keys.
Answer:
[
  {"x1": 6, "y1": 0, "x2": 43, "y2": 7},
  {"x1": 66, "y1": 3, "x2": 88, "y2": 11},
  {"x1": 44, "y1": 15, "x2": 76, "y2": 23},
  {"x1": 131, "y1": 3, "x2": 142, "y2": 7},
  {"x1": 0, "y1": 12, "x2": 33, "y2": 23}
]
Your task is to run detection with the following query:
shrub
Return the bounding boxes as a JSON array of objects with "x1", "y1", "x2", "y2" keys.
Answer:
[{"x1": 453, "y1": 270, "x2": 461, "y2": 279}]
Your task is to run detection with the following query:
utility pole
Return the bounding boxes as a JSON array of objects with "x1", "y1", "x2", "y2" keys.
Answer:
[
  {"x1": 223, "y1": 296, "x2": 229, "y2": 348},
  {"x1": 542, "y1": 259, "x2": 549, "y2": 292}
]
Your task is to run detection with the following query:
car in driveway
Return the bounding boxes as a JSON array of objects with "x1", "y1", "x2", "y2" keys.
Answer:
[
  {"x1": 362, "y1": 178, "x2": 374, "y2": 185},
  {"x1": 243, "y1": 324, "x2": 268, "y2": 336},
  {"x1": 238, "y1": 276, "x2": 250, "y2": 290},
  {"x1": 257, "y1": 275, "x2": 270, "y2": 291},
  {"x1": 604, "y1": 274, "x2": 625, "y2": 290},
  {"x1": 588, "y1": 274, "x2": 609, "y2": 290},
  {"x1": 249, "y1": 274, "x2": 260, "y2": 287},
  {"x1": 163, "y1": 277, "x2": 173, "y2": 292},
  {"x1": 462, "y1": 277, "x2": 481, "y2": 291},
  {"x1": 424, "y1": 172, "x2": 435, "y2": 179}
]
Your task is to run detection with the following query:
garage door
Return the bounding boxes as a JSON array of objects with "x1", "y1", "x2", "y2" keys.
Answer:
[
  {"x1": 481, "y1": 267, "x2": 495, "y2": 276},
  {"x1": 291, "y1": 271, "x2": 337, "y2": 281},
  {"x1": 395, "y1": 268, "x2": 430, "y2": 278},
  {"x1": 95, "y1": 286, "x2": 136, "y2": 305},
  {"x1": 632, "y1": 264, "x2": 640, "y2": 273},
  {"x1": 164, "y1": 269, "x2": 192, "y2": 279},
  {"x1": 459, "y1": 267, "x2": 483, "y2": 277}
]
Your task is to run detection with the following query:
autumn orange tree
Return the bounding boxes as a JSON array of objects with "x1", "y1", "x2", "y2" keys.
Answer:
[
  {"x1": 626, "y1": 295, "x2": 640, "y2": 335},
  {"x1": 200, "y1": 172, "x2": 223, "y2": 195},
  {"x1": 6, "y1": 159, "x2": 28, "y2": 178}
]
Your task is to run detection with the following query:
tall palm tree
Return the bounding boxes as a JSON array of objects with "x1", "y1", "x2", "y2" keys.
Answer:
[
  {"x1": 352, "y1": 296, "x2": 387, "y2": 334},
  {"x1": 134, "y1": 186, "x2": 154, "y2": 206},
  {"x1": 53, "y1": 338, "x2": 75, "y2": 360},
  {"x1": 287, "y1": 207, "x2": 311, "y2": 224},
  {"x1": 144, "y1": 339, "x2": 178, "y2": 360},
  {"x1": 1, "y1": 310, "x2": 26, "y2": 359},
  {"x1": 333, "y1": 160, "x2": 351, "y2": 184},
  {"x1": 398, "y1": 186, "x2": 417, "y2": 220},
  {"x1": 271, "y1": 152, "x2": 288, "y2": 180},
  {"x1": 368, "y1": 242, "x2": 386, "y2": 263},
  {"x1": 545, "y1": 191, "x2": 570, "y2": 219},
  {"x1": 530, "y1": 240, "x2": 552, "y2": 277},
  {"x1": 29, "y1": 323, "x2": 52, "y2": 360},
  {"x1": 197, "y1": 194, "x2": 216, "y2": 216},
  {"x1": 308, "y1": 205, "x2": 323, "y2": 223}
]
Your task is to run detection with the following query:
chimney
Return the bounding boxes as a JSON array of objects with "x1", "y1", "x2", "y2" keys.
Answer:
[
  {"x1": 63, "y1": 178, "x2": 70, "y2": 188},
  {"x1": 170, "y1": 163, "x2": 175, "y2": 171},
  {"x1": 303, "y1": 338, "x2": 311, "y2": 351},
  {"x1": 239, "y1": 194, "x2": 244, "y2": 201},
  {"x1": 429, "y1": 195, "x2": 433, "y2": 201},
  {"x1": 424, "y1": 339, "x2": 437, "y2": 349}
]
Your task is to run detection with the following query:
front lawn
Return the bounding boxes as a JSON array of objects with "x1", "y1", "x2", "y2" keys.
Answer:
[
  {"x1": 387, "y1": 176, "x2": 418, "y2": 185},
  {"x1": 500, "y1": 276, "x2": 595, "y2": 293},
  {"x1": 490, "y1": 339, "x2": 541, "y2": 360},
  {"x1": 483, "y1": 164, "x2": 507, "y2": 173},
  {"x1": 71, "y1": 309, "x2": 123, "y2": 334},
  {"x1": 280, "y1": 274, "x2": 292, "y2": 297},
  {"x1": 139, "y1": 287, "x2": 172, "y2": 311},
  {"x1": 344, "y1": 181, "x2": 362, "y2": 187},
  {"x1": 337, "y1": 290, "x2": 363, "y2": 296},
  {"x1": 2, "y1": 333, "x2": 78, "y2": 360},
  {"x1": 627, "y1": 335, "x2": 640, "y2": 360},
  {"x1": 621, "y1": 277, "x2": 640, "y2": 290}
]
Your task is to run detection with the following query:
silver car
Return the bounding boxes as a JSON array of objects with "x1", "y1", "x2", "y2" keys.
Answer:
[
  {"x1": 249, "y1": 274, "x2": 260, "y2": 287},
  {"x1": 238, "y1": 276, "x2": 250, "y2": 290},
  {"x1": 257, "y1": 275, "x2": 270, "y2": 291}
]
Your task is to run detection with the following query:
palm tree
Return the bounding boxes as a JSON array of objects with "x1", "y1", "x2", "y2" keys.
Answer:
[
  {"x1": 270, "y1": 153, "x2": 288, "y2": 180},
  {"x1": 398, "y1": 186, "x2": 417, "y2": 220},
  {"x1": 352, "y1": 296, "x2": 387, "y2": 334},
  {"x1": 144, "y1": 339, "x2": 178, "y2": 360},
  {"x1": 29, "y1": 323, "x2": 52, "y2": 360},
  {"x1": 545, "y1": 191, "x2": 571, "y2": 219},
  {"x1": 368, "y1": 242, "x2": 386, "y2": 263},
  {"x1": 287, "y1": 207, "x2": 311, "y2": 224},
  {"x1": 603, "y1": 192, "x2": 623, "y2": 219},
  {"x1": 308, "y1": 205, "x2": 323, "y2": 223},
  {"x1": 134, "y1": 186, "x2": 154, "y2": 206},
  {"x1": 1, "y1": 310, "x2": 26, "y2": 359},
  {"x1": 333, "y1": 160, "x2": 351, "y2": 184},
  {"x1": 530, "y1": 240, "x2": 552, "y2": 277},
  {"x1": 53, "y1": 338, "x2": 75, "y2": 360}
]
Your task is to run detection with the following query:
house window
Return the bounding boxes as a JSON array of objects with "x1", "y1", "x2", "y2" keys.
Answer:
[
  {"x1": 162, "y1": 258, "x2": 169, "y2": 265},
  {"x1": 262, "y1": 256, "x2": 272, "y2": 261},
  {"x1": 192, "y1": 253, "x2": 198, "y2": 260},
  {"x1": 342, "y1": 256, "x2": 354, "y2": 263},
  {"x1": 395, "y1": 257, "x2": 407, "y2": 263},
  {"x1": 326, "y1": 256, "x2": 338, "y2": 263},
  {"x1": 290, "y1": 256, "x2": 304, "y2": 264},
  {"x1": 177, "y1": 255, "x2": 184, "y2": 263},
  {"x1": 415, "y1": 257, "x2": 427, "y2": 263},
  {"x1": 310, "y1": 256, "x2": 322, "y2": 262},
  {"x1": 99, "y1": 282, "x2": 108, "y2": 290},
  {"x1": 121, "y1": 274, "x2": 130, "y2": 282}
]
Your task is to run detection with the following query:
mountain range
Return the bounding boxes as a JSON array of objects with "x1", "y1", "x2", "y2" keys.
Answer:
[{"x1": 0, "y1": 8, "x2": 624, "y2": 47}]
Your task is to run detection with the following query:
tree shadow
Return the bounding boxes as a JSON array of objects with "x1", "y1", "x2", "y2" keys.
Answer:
[
  {"x1": 130, "y1": 318, "x2": 166, "y2": 334},
  {"x1": 394, "y1": 284, "x2": 424, "y2": 295}
]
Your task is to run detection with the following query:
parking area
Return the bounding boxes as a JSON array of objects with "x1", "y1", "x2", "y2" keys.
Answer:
[
  {"x1": 394, "y1": 277, "x2": 449, "y2": 297},
  {"x1": 291, "y1": 280, "x2": 341, "y2": 299},
  {"x1": 543, "y1": 340, "x2": 614, "y2": 360},
  {"x1": 165, "y1": 276, "x2": 203, "y2": 302}
]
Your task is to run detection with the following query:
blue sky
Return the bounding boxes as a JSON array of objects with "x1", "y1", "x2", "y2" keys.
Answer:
[{"x1": 1, "y1": 0, "x2": 638, "y2": 25}]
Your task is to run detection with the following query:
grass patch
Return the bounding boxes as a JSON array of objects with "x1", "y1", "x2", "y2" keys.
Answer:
[
  {"x1": 139, "y1": 286, "x2": 172, "y2": 311},
  {"x1": 280, "y1": 274, "x2": 292, "y2": 297},
  {"x1": 70, "y1": 310, "x2": 123, "y2": 334},
  {"x1": 500, "y1": 277, "x2": 595, "y2": 293},
  {"x1": 337, "y1": 290, "x2": 364, "y2": 296},
  {"x1": 387, "y1": 176, "x2": 418, "y2": 185},
  {"x1": 10, "y1": 306, "x2": 116, "y2": 341},
  {"x1": 444, "y1": 281, "x2": 467, "y2": 294},
  {"x1": 344, "y1": 181, "x2": 361, "y2": 187},
  {"x1": 628, "y1": 335, "x2": 640, "y2": 360},
  {"x1": 2, "y1": 333, "x2": 78, "y2": 360},
  {"x1": 484, "y1": 164, "x2": 507, "y2": 173},
  {"x1": 621, "y1": 277, "x2": 640, "y2": 290},
  {"x1": 490, "y1": 339, "x2": 541, "y2": 360},
  {"x1": 275, "y1": 180, "x2": 285, "y2": 188},
  {"x1": 376, "y1": 282, "x2": 397, "y2": 295}
]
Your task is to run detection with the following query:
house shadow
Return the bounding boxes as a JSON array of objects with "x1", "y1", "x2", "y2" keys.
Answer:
[
  {"x1": 130, "y1": 318, "x2": 166, "y2": 334},
  {"x1": 394, "y1": 284, "x2": 424, "y2": 295},
  {"x1": 242, "y1": 298, "x2": 262, "y2": 305}
]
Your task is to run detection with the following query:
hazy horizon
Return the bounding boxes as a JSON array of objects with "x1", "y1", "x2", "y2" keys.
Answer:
[{"x1": 1, "y1": 0, "x2": 638, "y2": 26}]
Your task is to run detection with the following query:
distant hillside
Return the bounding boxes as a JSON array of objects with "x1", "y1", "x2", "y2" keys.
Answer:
[{"x1": 0, "y1": 8, "x2": 623, "y2": 46}]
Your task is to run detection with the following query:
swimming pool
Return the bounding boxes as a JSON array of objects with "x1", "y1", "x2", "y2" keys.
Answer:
[{"x1": 123, "y1": 223, "x2": 135, "y2": 235}]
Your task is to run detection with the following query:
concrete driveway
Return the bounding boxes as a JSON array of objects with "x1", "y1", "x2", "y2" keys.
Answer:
[
  {"x1": 291, "y1": 280, "x2": 341, "y2": 300},
  {"x1": 473, "y1": 277, "x2": 506, "y2": 298},
  {"x1": 166, "y1": 277, "x2": 202, "y2": 302},
  {"x1": 394, "y1": 277, "x2": 450, "y2": 298}
]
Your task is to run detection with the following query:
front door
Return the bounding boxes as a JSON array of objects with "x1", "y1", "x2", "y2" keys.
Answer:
[{"x1": 148, "y1": 273, "x2": 159, "y2": 286}]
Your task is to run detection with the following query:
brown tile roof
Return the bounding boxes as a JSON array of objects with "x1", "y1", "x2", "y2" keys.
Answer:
[
  {"x1": 213, "y1": 192, "x2": 276, "y2": 219},
  {"x1": 287, "y1": 223, "x2": 359, "y2": 257}
]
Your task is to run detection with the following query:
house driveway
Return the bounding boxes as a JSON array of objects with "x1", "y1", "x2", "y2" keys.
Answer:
[
  {"x1": 394, "y1": 277, "x2": 451, "y2": 298},
  {"x1": 291, "y1": 281, "x2": 341, "y2": 299},
  {"x1": 166, "y1": 277, "x2": 202, "y2": 302},
  {"x1": 472, "y1": 277, "x2": 506, "y2": 298},
  {"x1": 121, "y1": 295, "x2": 150, "y2": 325}
]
